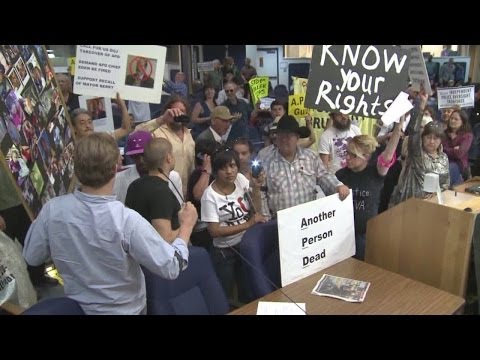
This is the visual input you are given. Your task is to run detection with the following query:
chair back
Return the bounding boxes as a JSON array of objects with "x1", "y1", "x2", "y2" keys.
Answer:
[
  {"x1": 22, "y1": 297, "x2": 85, "y2": 315},
  {"x1": 143, "y1": 246, "x2": 229, "y2": 315},
  {"x1": 239, "y1": 219, "x2": 281, "y2": 301}
]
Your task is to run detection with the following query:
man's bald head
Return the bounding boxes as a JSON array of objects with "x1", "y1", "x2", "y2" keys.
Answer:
[{"x1": 144, "y1": 138, "x2": 173, "y2": 170}]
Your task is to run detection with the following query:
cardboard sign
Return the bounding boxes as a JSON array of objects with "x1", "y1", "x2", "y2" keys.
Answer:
[
  {"x1": 305, "y1": 45, "x2": 410, "y2": 119},
  {"x1": 78, "y1": 96, "x2": 114, "y2": 133},
  {"x1": 400, "y1": 45, "x2": 432, "y2": 95},
  {"x1": 197, "y1": 61, "x2": 215, "y2": 72},
  {"x1": 437, "y1": 86, "x2": 475, "y2": 109},
  {"x1": 73, "y1": 45, "x2": 166, "y2": 104},
  {"x1": 278, "y1": 192, "x2": 355, "y2": 287}
]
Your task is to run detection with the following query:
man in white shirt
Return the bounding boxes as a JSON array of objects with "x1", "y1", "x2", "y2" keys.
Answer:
[{"x1": 318, "y1": 112, "x2": 361, "y2": 174}]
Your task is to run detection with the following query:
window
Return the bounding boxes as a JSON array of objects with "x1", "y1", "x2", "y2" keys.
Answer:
[{"x1": 284, "y1": 45, "x2": 313, "y2": 59}]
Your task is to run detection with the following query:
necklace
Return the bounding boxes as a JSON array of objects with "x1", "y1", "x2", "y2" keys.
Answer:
[
  {"x1": 157, "y1": 169, "x2": 185, "y2": 204},
  {"x1": 214, "y1": 182, "x2": 235, "y2": 200}
]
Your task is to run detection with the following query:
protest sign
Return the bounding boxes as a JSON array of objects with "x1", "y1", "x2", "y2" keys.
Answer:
[
  {"x1": 0, "y1": 45, "x2": 75, "y2": 220},
  {"x1": 305, "y1": 45, "x2": 410, "y2": 119},
  {"x1": 437, "y1": 86, "x2": 475, "y2": 109},
  {"x1": 278, "y1": 192, "x2": 355, "y2": 286},
  {"x1": 73, "y1": 45, "x2": 166, "y2": 104}
]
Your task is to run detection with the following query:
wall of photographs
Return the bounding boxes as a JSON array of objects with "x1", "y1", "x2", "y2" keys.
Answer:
[{"x1": 0, "y1": 45, "x2": 74, "y2": 220}]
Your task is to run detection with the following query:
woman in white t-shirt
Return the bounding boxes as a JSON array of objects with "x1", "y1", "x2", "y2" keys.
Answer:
[{"x1": 201, "y1": 148, "x2": 266, "y2": 305}]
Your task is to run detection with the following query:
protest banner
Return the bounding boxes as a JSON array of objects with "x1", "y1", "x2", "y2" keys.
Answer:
[
  {"x1": 305, "y1": 45, "x2": 410, "y2": 119},
  {"x1": 73, "y1": 45, "x2": 166, "y2": 104},
  {"x1": 400, "y1": 45, "x2": 432, "y2": 95},
  {"x1": 437, "y1": 86, "x2": 475, "y2": 109},
  {"x1": 78, "y1": 95, "x2": 114, "y2": 132},
  {"x1": 0, "y1": 45, "x2": 75, "y2": 220},
  {"x1": 249, "y1": 76, "x2": 269, "y2": 106},
  {"x1": 197, "y1": 61, "x2": 215, "y2": 72},
  {"x1": 277, "y1": 192, "x2": 355, "y2": 286}
]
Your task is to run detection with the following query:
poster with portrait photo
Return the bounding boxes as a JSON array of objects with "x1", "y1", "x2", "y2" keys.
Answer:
[
  {"x1": 0, "y1": 47, "x2": 13, "y2": 73},
  {"x1": 27, "y1": 53, "x2": 46, "y2": 96},
  {"x1": 15, "y1": 57, "x2": 30, "y2": 85},
  {"x1": 0, "y1": 115, "x2": 7, "y2": 144},
  {"x1": 30, "y1": 161, "x2": 45, "y2": 196},
  {"x1": 73, "y1": 45, "x2": 166, "y2": 104},
  {"x1": 0, "y1": 44, "x2": 77, "y2": 221},
  {"x1": 7, "y1": 68, "x2": 24, "y2": 95},
  {"x1": 78, "y1": 95, "x2": 114, "y2": 132}
]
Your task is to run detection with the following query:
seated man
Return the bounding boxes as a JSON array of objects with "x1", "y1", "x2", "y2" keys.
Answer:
[{"x1": 23, "y1": 133, "x2": 198, "y2": 315}]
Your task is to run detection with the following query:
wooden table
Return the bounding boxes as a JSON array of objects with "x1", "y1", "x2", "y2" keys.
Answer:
[{"x1": 230, "y1": 258, "x2": 465, "y2": 315}]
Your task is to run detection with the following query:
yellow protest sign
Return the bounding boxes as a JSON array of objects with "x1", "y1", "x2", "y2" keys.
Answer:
[
  {"x1": 292, "y1": 76, "x2": 308, "y2": 94},
  {"x1": 68, "y1": 57, "x2": 76, "y2": 75},
  {"x1": 249, "y1": 76, "x2": 269, "y2": 106}
]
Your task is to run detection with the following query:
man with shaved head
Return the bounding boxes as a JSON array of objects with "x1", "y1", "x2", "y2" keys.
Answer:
[{"x1": 126, "y1": 138, "x2": 192, "y2": 244}]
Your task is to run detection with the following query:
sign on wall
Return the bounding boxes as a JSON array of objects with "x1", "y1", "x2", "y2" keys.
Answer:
[
  {"x1": 0, "y1": 45, "x2": 75, "y2": 220},
  {"x1": 305, "y1": 45, "x2": 410, "y2": 119},
  {"x1": 73, "y1": 45, "x2": 166, "y2": 104},
  {"x1": 277, "y1": 192, "x2": 355, "y2": 287}
]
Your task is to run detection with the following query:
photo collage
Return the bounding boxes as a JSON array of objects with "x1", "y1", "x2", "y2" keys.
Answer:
[{"x1": 0, "y1": 45, "x2": 74, "y2": 218}]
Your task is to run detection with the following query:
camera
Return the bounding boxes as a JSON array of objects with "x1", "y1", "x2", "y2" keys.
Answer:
[
  {"x1": 174, "y1": 114, "x2": 190, "y2": 124},
  {"x1": 251, "y1": 160, "x2": 263, "y2": 178}
]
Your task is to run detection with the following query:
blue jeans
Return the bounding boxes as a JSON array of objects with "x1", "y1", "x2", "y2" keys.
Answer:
[{"x1": 210, "y1": 246, "x2": 249, "y2": 304}]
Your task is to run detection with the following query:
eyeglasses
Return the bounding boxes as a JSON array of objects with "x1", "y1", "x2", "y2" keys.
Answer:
[
  {"x1": 346, "y1": 151, "x2": 367, "y2": 159},
  {"x1": 225, "y1": 89, "x2": 235, "y2": 93}
]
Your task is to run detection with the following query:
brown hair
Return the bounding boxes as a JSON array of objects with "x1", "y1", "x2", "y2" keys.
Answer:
[
  {"x1": 421, "y1": 122, "x2": 445, "y2": 139},
  {"x1": 74, "y1": 133, "x2": 119, "y2": 188}
]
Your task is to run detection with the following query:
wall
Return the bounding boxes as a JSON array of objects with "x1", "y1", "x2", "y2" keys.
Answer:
[{"x1": 246, "y1": 45, "x2": 311, "y2": 88}]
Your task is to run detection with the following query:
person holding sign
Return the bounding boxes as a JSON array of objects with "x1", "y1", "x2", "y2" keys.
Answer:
[
  {"x1": 70, "y1": 92, "x2": 133, "y2": 141},
  {"x1": 336, "y1": 117, "x2": 404, "y2": 260},
  {"x1": 262, "y1": 115, "x2": 350, "y2": 216},
  {"x1": 389, "y1": 90, "x2": 450, "y2": 207}
]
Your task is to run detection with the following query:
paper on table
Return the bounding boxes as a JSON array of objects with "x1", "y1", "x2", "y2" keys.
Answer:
[
  {"x1": 256, "y1": 301, "x2": 306, "y2": 315},
  {"x1": 381, "y1": 91, "x2": 413, "y2": 127}
]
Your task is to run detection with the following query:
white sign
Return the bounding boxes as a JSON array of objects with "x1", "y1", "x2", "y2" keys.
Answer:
[
  {"x1": 401, "y1": 45, "x2": 432, "y2": 95},
  {"x1": 277, "y1": 193, "x2": 355, "y2": 287},
  {"x1": 73, "y1": 45, "x2": 166, "y2": 104},
  {"x1": 78, "y1": 95, "x2": 114, "y2": 133},
  {"x1": 437, "y1": 86, "x2": 475, "y2": 109},
  {"x1": 259, "y1": 97, "x2": 275, "y2": 110},
  {"x1": 380, "y1": 91, "x2": 413, "y2": 126},
  {"x1": 256, "y1": 301, "x2": 306, "y2": 315},
  {"x1": 197, "y1": 61, "x2": 215, "y2": 72}
]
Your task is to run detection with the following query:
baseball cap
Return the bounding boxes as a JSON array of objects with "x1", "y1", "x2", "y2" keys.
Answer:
[
  {"x1": 211, "y1": 106, "x2": 234, "y2": 121},
  {"x1": 125, "y1": 130, "x2": 152, "y2": 156}
]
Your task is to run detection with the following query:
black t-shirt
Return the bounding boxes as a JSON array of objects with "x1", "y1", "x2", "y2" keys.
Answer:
[
  {"x1": 336, "y1": 165, "x2": 384, "y2": 235},
  {"x1": 125, "y1": 175, "x2": 180, "y2": 230}
]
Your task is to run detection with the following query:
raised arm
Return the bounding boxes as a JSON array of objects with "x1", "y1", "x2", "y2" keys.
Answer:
[
  {"x1": 112, "y1": 93, "x2": 134, "y2": 140},
  {"x1": 377, "y1": 116, "x2": 404, "y2": 176}
]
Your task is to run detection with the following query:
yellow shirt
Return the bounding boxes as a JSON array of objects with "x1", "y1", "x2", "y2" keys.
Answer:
[{"x1": 152, "y1": 125, "x2": 194, "y2": 196}]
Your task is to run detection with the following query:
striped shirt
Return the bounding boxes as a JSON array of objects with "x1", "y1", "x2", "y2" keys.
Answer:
[{"x1": 262, "y1": 146, "x2": 342, "y2": 215}]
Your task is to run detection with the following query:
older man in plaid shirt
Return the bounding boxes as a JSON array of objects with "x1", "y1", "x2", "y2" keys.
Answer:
[{"x1": 261, "y1": 115, "x2": 350, "y2": 216}]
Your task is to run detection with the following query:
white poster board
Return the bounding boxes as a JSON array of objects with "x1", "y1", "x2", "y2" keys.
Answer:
[
  {"x1": 197, "y1": 61, "x2": 215, "y2": 72},
  {"x1": 73, "y1": 45, "x2": 166, "y2": 104},
  {"x1": 78, "y1": 95, "x2": 114, "y2": 133},
  {"x1": 437, "y1": 86, "x2": 474, "y2": 109},
  {"x1": 401, "y1": 45, "x2": 432, "y2": 95},
  {"x1": 277, "y1": 193, "x2": 355, "y2": 287}
]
